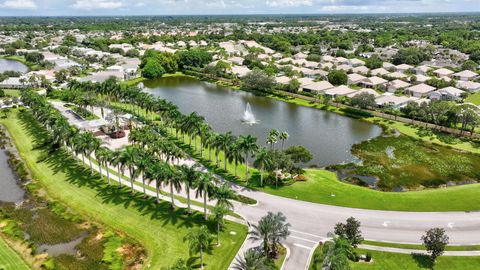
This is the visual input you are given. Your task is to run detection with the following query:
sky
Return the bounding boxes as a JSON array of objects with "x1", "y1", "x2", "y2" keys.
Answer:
[{"x1": 0, "y1": 0, "x2": 479, "y2": 16}]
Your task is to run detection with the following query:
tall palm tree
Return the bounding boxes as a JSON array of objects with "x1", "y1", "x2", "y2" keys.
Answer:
[
  {"x1": 238, "y1": 135, "x2": 259, "y2": 182},
  {"x1": 136, "y1": 153, "x2": 152, "y2": 197},
  {"x1": 321, "y1": 235, "x2": 354, "y2": 270},
  {"x1": 195, "y1": 173, "x2": 216, "y2": 220},
  {"x1": 279, "y1": 131, "x2": 289, "y2": 150},
  {"x1": 266, "y1": 135, "x2": 277, "y2": 150},
  {"x1": 95, "y1": 146, "x2": 112, "y2": 183},
  {"x1": 233, "y1": 249, "x2": 269, "y2": 270},
  {"x1": 180, "y1": 164, "x2": 200, "y2": 215},
  {"x1": 183, "y1": 226, "x2": 213, "y2": 270},
  {"x1": 249, "y1": 212, "x2": 290, "y2": 258},
  {"x1": 253, "y1": 148, "x2": 272, "y2": 187},
  {"x1": 164, "y1": 166, "x2": 183, "y2": 209},
  {"x1": 110, "y1": 150, "x2": 124, "y2": 188},
  {"x1": 212, "y1": 204, "x2": 229, "y2": 246},
  {"x1": 268, "y1": 129, "x2": 280, "y2": 150},
  {"x1": 120, "y1": 145, "x2": 141, "y2": 193},
  {"x1": 212, "y1": 183, "x2": 235, "y2": 210},
  {"x1": 218, "y1": 132, "x2": 236, "y2": 171}
]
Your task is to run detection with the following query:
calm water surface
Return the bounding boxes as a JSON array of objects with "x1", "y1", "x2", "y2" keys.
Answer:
[
  {"x1": 144, "y1": 76, "x2": 382, "y2": 166},
  {"x1": 0, "y1": 59, "x2": 29, "y2": 73},
  {"x1": 0, "y1": 150, "x2": 25, "y2": 203}
]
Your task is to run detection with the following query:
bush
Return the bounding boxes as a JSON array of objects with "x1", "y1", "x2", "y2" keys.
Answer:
[
  {"x1": 366, "y1": 252, "x2": 372, "y2": 262},
  {"x1": 234, "y1": 194, "x2": 257, "y2": 205}
]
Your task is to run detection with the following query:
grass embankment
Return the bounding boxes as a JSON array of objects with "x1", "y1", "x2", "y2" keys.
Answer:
[
  {"x1": 309, "y1": 245, "x2": 480, "y2": 270},
  {"x1": 1, "y1": 110, "x2": 247, "y2": 269},
  {"x1": 362, "y1": 240, "x2": 480, "y2": 251},
  {"x1": 0, "y1": 237, "x2": 30, "y2": 270},
  {"x1": 350, "y1": 134, "x2": 480, "y2": 190},
  {"x1": 466, "y1": 92, "x2": 480, "y2": 105},
  {"x1": 260, "y1": 169, "x2": 480, "y2": 211}
]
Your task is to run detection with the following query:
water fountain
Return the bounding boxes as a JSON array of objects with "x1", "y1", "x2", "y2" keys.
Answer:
[{"x1": 242, "y1": 102, "x2": 258, "y2": 125}]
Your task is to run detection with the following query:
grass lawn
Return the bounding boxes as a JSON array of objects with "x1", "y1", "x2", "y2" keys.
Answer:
[
  {"x1": 259, "y1": 169, "x2": 480, "y2": 211},
  {"x1": 350, "y1": 134, "x2": 480, "y2": 190},
  {"x1": 1, "y1": 110, "x2": 247, "y2": 270},
  {"x1": 0, "y1": 237, "x2": 30, "y2": 270},
  {"x1": 466, "y1": 92, "x2": 480, "y2": 105},
  {"x1": 3, "y1": 89, "x2": 21, "y2": 97},
  {"x1": 362, "y1": 240, "x2": 480, "y2": 252},
  {"x1": 309, "y1": 245, "x2": 480, "y2": 270}
]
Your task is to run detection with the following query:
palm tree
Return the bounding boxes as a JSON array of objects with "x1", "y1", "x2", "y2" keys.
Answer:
[
  {"x1": 212, "y1": 183, "x2": 235, "y2": 210},
  {"x1": 195, "y1": 173, "x2": 215, "y2": 220},
  {"x1": 253, "y1": 148, "x2": 272, "y2": 187},
  {"x1": 163, "y1": 166, "x2": 182, "y2": 209},
  {"x1": 279, "y1": 131, "x2": 289, "y2": 150},
  {"x1": 183, "y1": 226, "x2": 213, "y2": 270},
  {"x1": 218, "y1": 132, "x2": 236, "y2": 171},
  {"x1": 268, "y1": 129, "x2": 279, "y2": 150},
  {"x1": 212, "y1": 204, "x2": 229, "y2": 246},
  {"x1": 146, "y1": 162, "x2": 165, "y2": 204},
  {"x1": 321, "y1": 235, "x2": 354, "y2": 270},
  {"x1": 136, "y1": 154, "x2": 152, "y2": 197},
  {"x1": 249, "y1": 212, "x2": 290, "y2": 258},
  {"x1": 110, "y1": 150, "x2": 124, "y2": 188},
  {"x1": 266, "y1": 135, "x2": 277, "y2": 150},
  {"x1": 180, "y1": 164, "x2": 200, "y2": 215},
  {"x1": 233, "y1": 249, "x2": 269, "y2": 270},
  {"x1": 238, "y1": 135, "x2": 259, "y2": 182},
  {"x1": 120, "y1": 145, "x2": 141, "y2": 193},
  {"x1": 95, "y1": 147, "x2": 112, "y2": 183}
]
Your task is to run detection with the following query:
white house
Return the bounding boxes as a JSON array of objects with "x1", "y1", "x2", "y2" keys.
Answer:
[
  {"x1": 429, "y1": 87, "x2": 465, "y2": 101},
  {"x1": 453, "y1": 70, "x2": 478, "y2": 81},
  {"x1": 349, "y1": 58, "x2": 365, "y2": 67},
  {"x1": 456, "y1": 81, "x2": 480, "y2": 92},
  {"x1": 375, "y1": 94, "x2": 414, "y2": 109},
  {"x1": 325, "y1": 85, "x2": 356, "y2": 98},
  {"x1": 371, "y1": 67, "x2": 389, "y2": 76},
  {"x1": 301, "y1": 81, "x2": 334, "y2": 93},
  {"x1": 347, "y1": 88, "x2": 380, "y2": 98},
  {"x1": 415, "y1": 65, "x2": 431, "y2": 75},
  {"x1": 347, "y1": 73, "x2": 366, "y2": 85},
  {"x1": 386, "y1": 79, "x2": 411, "y2": 93},
  {"x1": 405, "y1": 83, "x2": 436, "y2": 97},
  {"x1": 361, "y1": 76, "x2": 388, "y2": 89},
  {"x1": 395, "y1": 64, "x2": 413, "y2": 73},
  {"x1": 352, "y1": 66, "x2": 369, "y2": 74},
  {"x1": 434, "y1": 68, "x2": 454, "y2": 78}
]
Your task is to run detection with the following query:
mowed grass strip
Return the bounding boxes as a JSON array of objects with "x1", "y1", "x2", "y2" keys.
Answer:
[
  {"x1": 0, "y1": 237, "x2": 30, "y2": 270},
  {"x1": 1, "y1": 110, "x2": 247, "y2": 270}
]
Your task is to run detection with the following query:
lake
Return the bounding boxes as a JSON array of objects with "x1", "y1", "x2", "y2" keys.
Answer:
[
  {"x1": 0, "y1": 58, "x2": 29, "y2": 73},
  {"x1": 143, "y1": 76, "x2": 382, "y2": 166},
  {"x1": 0, "y1": 149, "x2": 25, "y2": 203}
]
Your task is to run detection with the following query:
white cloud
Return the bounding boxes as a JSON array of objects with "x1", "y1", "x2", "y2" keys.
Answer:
[
  {"x1": 2, "y1": 0, "x2": 37, "y2": 9},
  {"x1": 72, "y1": 0, "x2": 124, "y2": 10},
  {"x1": 266, "y1": 0, "x2": 312, "y2": 7}
]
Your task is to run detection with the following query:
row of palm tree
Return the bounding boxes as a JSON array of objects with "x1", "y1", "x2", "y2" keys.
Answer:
[{"x1": 22, "y1": 90, "x2": 236, "y2": 222}]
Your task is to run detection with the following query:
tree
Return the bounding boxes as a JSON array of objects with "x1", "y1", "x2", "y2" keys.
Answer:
[
  {"x1": 321, "y1": 235, "x2": 354, "y2": 270},
  {"x1": 285, "y1": 78, "x2": 300, "y2": 93},
  {"x1": 233, "y1": 249, "x2": 269, "y2": 270},
  {"x1": 279, "y1": 131, "x2": 289, "y2": 150},
  {"x1": 180, "y1": 164, "x2": 200, "y2": 214},
  {"x1": 328, "y1": 70, "x2": 348, "y2": 86},
  {"x1": 142, "y1": 59, "x2": 166, "y2": 79},
  {"x1": 241, "y1": 70, "x2": 275, "y2": 91},
  {"x1": 350, "y1": 93, "x2": 376, "y2": 109},
  {"x1": 422, "y1": 228, "x2": 449, "y2": 262},
  {"x1": 176, "y1": 49, "x2": 212, "y2": 69},
  {"x1": 392, "y1": 47, "x2": 430, "y2": 65},
  {"x1": 195, "y1": 173, "x2": 215, "y2": 220},
  {"x1": 161, "y1": 259, "x2": 192, "y2": 270},
  {"x1": 461, "y1": 60, "x2": 478, "y2": 71},
  {"x1": 238, "y1": 135, "x2": 259, "y2": 181},
  {"x1": 183, "y1": 226, "x2": 213, "y2": 270},
  {"x1": 285, "y1": 145, "x2": 313, "y2": 164},
  {"x1": 212, "y1": 183, "x2": 235, "y2": 210},
  {"x1": 249, "y1": 212, "x2": 290, "y2": 258},
  {"x1": 334, "y1": 217, "x2": 364, "y2": 248},
  {"x1": 253, "y1": 148, "x2": 272, "y2": 187},
  {"x1": 212, "y1": 204, "x2": 228, "y2": 246},
  {"x1": 164, "y1": 166, "x2": 183, "y2": 208},
  {"x1": 365, "y1": 55, "x2": 383, "y2": 69},
  {"x1": 126, "y1": 49, "x2": 140, "y2": 57}
]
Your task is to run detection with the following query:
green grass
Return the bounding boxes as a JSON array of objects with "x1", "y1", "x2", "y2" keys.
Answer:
[
  {"x1": 466, "y1": 92, "x2": 480, "y2": 105},
  {"x1": 362, "y1": 240, "x2": 480, "y2": 251},
  {"x1": 259, "y1": 169, "x2": 480, "y2": 211},
  {"x1": 0, "y1": 236, "x2": 30, "y2": 270},
  {"x1": 350, "y1": 134, "x2": 480, "y2": 190},
  {"x1": 1, "y1": 110, "x2": 247, "y2": 270},
  {"x1": 3, "y1": 89, "x2": 21, "y2": 97},
  {"x1": 309, "y1": 245, "x2": 480, "y2": 270}
]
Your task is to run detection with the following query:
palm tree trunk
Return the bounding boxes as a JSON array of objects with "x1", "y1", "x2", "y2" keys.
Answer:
[
  {"x1": 204, "y1": 190, "x2": 208, "y2": 220},
  {"x1": 117, "y1": 166, "x2": 122, "y2": 187},
  {"x1": 141, "y1": 174, "x2": 146, "y2": 197},
  {"x1": 156, "y1": 183, "x2": 160, "y2": 204},
  {"x1": 217, "y1": 222, "x2": 220, "y2": 246},
  {"x1": 170, "y1": 183, "x2": 175, "y2": 208},
  {"x1": 98, "y1": 162, "x2": 103, "y2": 179},
  {"x1": 200, "y1": 249, "x2": 204, "y2": 270},
  {"x1": 245, "y1": 154, "x2": 249, "y2": 181},
  {"x1": 260, "y1": 168, "x2": 264, "y2": 186},
  {"x1": 187, "y1": 186, "x2": 191, "y2": 214},
  {"x1": 89, "y1": 157, "x2": 93, "y2": 174},
  {"x1": 106, "y1": 165, "x2": 111, "y2": 185}
]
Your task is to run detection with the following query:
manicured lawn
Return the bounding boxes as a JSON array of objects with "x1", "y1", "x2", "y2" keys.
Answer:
[
  {"x1": 259, "y1": 169, "x2": 480, "y2": 211},
  {"x1": 3, "y1": 89, "x2": 21, "y2": 97},
  {"x1": 309, "y1": 245, "x2": 480, "y2": 270},
  {"x1": 466, "y1": 92, "x2": 480, "y2": 105},
  {"x1": 0, "y1": 237, "x2": 30, "y2": 270},
  {"x1": 350, "y1": 134, "x2": 480, "y2": 190},
  {"x1": 362, "y1": 240, "x2": 480, "y2": 251},
  {"x1": 1, "y1": 110, "x2": 247, "y2": 270}
]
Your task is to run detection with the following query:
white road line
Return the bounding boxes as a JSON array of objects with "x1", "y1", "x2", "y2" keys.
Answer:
[
  {"x1": 290, "y1": 235, "x2": 319, "y2": 244},
  {"x1": 290, "y1": 229, "x2": 323, "y2": 239},
  {"x1": 294, "y1": 243, "x2": 313, "y2": 250}
]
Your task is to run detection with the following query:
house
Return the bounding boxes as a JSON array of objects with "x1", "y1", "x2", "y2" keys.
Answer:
[
  {"x1": 375, "y1": 94, "x2": 414, "y2": 109},
  {"x1": 371, "y1": 68, "x2": 389, "y2": 76},
  {"x1": 382, "y1": 62, "x2": 395, "y2": 70},
  {"x1": 415, "y1": 65, "x2": 431, "y2": 75},
  {"x1": 352, "y1": 66, "x2": 369, "y2": 74},
  {"x1": 386, "y1": 79, "x2": 411, "y2": 93},
  {"x1": 320, "y1": 62, "x2": 334, "y2": 70},
  {"x1": 78, "y1": 70, "x2": 125, "y2": 83},
  {"x1": 346, "y1": 88, "x2": 380, "y2": 98},
  {"x1": 322, "y1": 55, "x2": 334, "y2": 62},
  {"x1": 301, "y1": 81, "x2": 334, "y2": 93},
  {"x1": 433, "y1": 68, "x2": 454, "y2": 78},
  {"x1": 325, "y1": 85, "x2": 356, "y2": 98},
  {"x1": 297, "y1": 77, "x2": 315, "y2": 88},
  {"x1": 360, "y1": 76, "x2": 387, "y2": 89},
  {"x1": 227, "y1": 56, "x2": 244, "y2": 65},
  {"x1": 336, "y1": 64, "x2": 351, "y2": 72},
  {"x1": 387, "y1": 71, "x2": 408, "y2": 79},
  {"x1": 334, "y1": 57, "x2": 349, "y2": 65},
  {"x1": 429, "y1": 87, "x2": 465, "y2": 101},
  {"x1": 231, "y1": 66, "x2": 251, "y2": 77},
  {"x1": 395, "y1": 64, "x2": 414, "y2": 73},
  {"x1": 453, "y1": 70, "x2": 478, "y2": 81},
  {"x1": 293, "y1": 52, "x2": 308, "y2": 60},
  {"x1": 412, "y1": 74, "x2": 431, "y2": 84},
  {"x1": 347, "y1": 73, "x2": 366, "y2": 85},
  {"x1": 456, "y1": 81, "x2": 480, "y2": 92},
  {"x1": 0, "y1": 77, "x2": 31, "y2": 89},
  {"x1": 349, "y1": 58, "x2": 365, "y2": 67},
  {"x1": 405, "y1": 83, "x2": 436, "y2": 97},
  {"x1": 302, "y1": 68, "x2": 328, "y2": 78},
  {"x1": 275, "y1": 76, "x2": 291, "y2": 85}
]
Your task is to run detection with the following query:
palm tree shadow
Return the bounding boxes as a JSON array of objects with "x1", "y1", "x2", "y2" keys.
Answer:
[{"x1": 411, "y1": 253, "x2": 434, "y2": 269}]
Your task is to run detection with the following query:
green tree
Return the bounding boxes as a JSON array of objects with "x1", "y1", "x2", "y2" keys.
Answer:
[
  {"x1": 232, "y1": 249, "x2": 269, "y2": 270},
  {"x1": 365, "y1": 55, "x2": 383, "y2": 69},
  {"x1": 350, "y1": 93, "x2": 376, "y2": 109},
  {"x1": 142, "y1": 59, "x2": 166, "y2": 79},
  {"x1": 422, "y1": 228, "x2": 449, "y2": 263},
  {"x1": 334, "y1": 217, "x2": 364, "y2": 248},
  {"x1": 321, "y1": 235, "x2": 354, "y2": 270},
  {"x1": 285, "y1": 145, "x2": 313, "y2": 164},
  {"x1": 183, "y1": 226, "x2": 213, "y2": 270},
  {"x1": 241, "y1": 70, "x2": 275, "y2": 91},
  {"x1": 249, "y1": 212, "x2": 290, "y2": 258},
  {"x1": 328, "y1": 70, "x2": 348, "y2": 86},
  {"x1": 253, "y1": 148, "x2": 272, "y2": 187}
]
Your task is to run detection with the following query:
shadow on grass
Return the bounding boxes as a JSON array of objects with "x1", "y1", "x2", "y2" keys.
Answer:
[
  {"x1": 411, "y1": 253, "x2": 434, "y2": 269},
  {"x1": 17, "y1": 110, "x2": 217, "y2": 234}
]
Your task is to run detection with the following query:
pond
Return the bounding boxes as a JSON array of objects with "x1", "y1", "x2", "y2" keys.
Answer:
[
  {"x1": 0, "y1": 58, "x2": 29, "y2": 73},
  {"x1": 143, "y1": 76, "x2": 383, "y2": 166},
  {"x1": 0, "y1": 149, "x2": 25, "y2": 203}
]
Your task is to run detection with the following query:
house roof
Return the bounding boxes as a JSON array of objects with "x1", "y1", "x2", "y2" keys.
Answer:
[
  {"x1": 396, "y1": 64, "x2": 413, "y2": 70},
  {"x1": 434, "y1": 86, "x2": 464, "y2": 97},
  {"x1": 302, "y1": 81, "x2": 334, "y2": 92},
  {"x1": 347, "y1": 88, "x2": 381, "y2": 98},
  {"x1": 387, "y1": 72, "x2": 408, "y2": 79},
  {"x1": 362, "y1": 76, "x2": 387, "y2": 86},
  {"x1": 352, "y1": 66, "x2": 369, "y2": 74},
  {"x1": 375, "y1": 94, "x2": 413, "y2": 106},
  {"x1": 348, "y1": 73, "x2": 366, "y2": 82},
  {"x1": 406, "y1": 83, "x2": 436, "y2": 94},
  {"x1": 387, "y1": 79, "x2": 411, "y2": 89},
  {"x1": 456, "y1": 81, "x2": 480, "y2": 91},
  {"x1": 453, "y1": 70, "x2": 478, "y2": 78},
  {"x1": 325, "y1": 85, "x2": 356, "y2": 96},
  {"x1": 371, "y1": 68, "x2": 389, "y2": 76},
  {"x1": 434, "y1": 68, "x2": 454, "y2": 76}
]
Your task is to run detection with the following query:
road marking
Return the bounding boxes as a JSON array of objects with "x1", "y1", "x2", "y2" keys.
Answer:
[
  {"x1": 290, "y1": 229, "x2": 323, "y2": 239},
  {"x1": 290, "y1": 235, "x2": 319, "y2": 244},
  {"x1": 294, "y1": 243, "x2": 313, "y2": 250},
  {"x1": 447, "y1": 222, "x2": 454, "y2": 229},
  {"x1": 383, "y1": 221, "x2": 390, "y2": 227}
]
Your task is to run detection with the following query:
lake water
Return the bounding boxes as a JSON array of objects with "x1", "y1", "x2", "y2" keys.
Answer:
[
  {"x1": 0, "y1": 59, "x2": 29, "y2": 73},
  {"x1": 143, "y1": 76, "x2": 382, "y2": 166},
  {"x1": 0, "y1": 149, "x2": 25, "y2": 203}
]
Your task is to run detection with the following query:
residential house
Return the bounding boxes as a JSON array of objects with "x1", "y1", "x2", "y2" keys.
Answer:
[
  {"x1": 405, "y1": 83, "x2": 436, "y2": 97},
  {"x1": 456, "y1": 81, "x2": 480, "y2": 92},
  {"x1": 395, "y1": 64, "x2": 413, "y2": 73},
  {"x1": 347, "y1": 73, "x2": 366, "y2": 85},
  {"x1": 371, "y1": 68, "x2": 389, "y2": 76},
  {"x1": 415, "y1": 65, "x2": 431, "y2": 75},
  {"x1": 325, "y1": 85, "x2": 356, "y2": 98},
  {"x1": 453, "y1": 70, "x2": 478, "y2": 81},
  {"x1": 360, "y1": 76, "x2": 388, "y2": 89},
  {"x1": 429, "y1": 87, "x2": 465, "y2": 101},
  {"x1": 375, "y1": 94, "x2": 415, "y2": 109},
  {"x1": 434, "y1": 68, "x2": 454, "y2": 78},
  {"x1": 346, "y1": 88, "x2": 380, "y2": 98},
  {"x1": 301, "y1": 81, "x2": 334, "y2": 93},
  {"x1": 352, "y1": 66, "x2": 369, "y2": 75},
  {"x1": 349, "y1": 58, "x2": 365, "y2": 67},
  {"x1": 386, "y1": 79, "x2": 411, "y2": 93}
]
